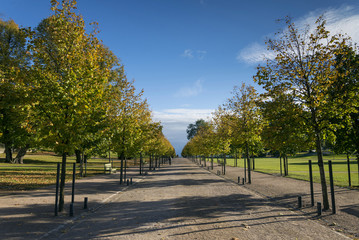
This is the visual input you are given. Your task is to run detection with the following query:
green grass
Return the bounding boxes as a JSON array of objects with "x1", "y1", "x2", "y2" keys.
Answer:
[
  {"x1": 0, "y1": 152, "x2": 144, "y2": 190},
  {"x1": 207, "y1": 153, "x2": 359, "y2": 188}
]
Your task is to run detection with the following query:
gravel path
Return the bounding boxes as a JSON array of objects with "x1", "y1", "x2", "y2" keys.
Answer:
[{"x1": 46, "y1": 158, "x2": 349, "y2": 239}]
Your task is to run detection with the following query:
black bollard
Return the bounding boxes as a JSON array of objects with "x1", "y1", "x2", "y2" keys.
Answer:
[
  {"x1": 317, "y1": 202, "x2": 322, "y2": 216},
  {"x1": 55, "y1": 163, "x2": 60, "y2": 216},
  {"x1": 238, "y1": 176, "x2": 240, "y2": 184},
  {"x1": 84, "y1": 197, "x2": 88, "y2": 209},
  {"x1": 242, "y1": 178, "x2": 245, "y2": 185},
  {"x1": 298, "y1": 196, "x2": 302, "y2": 209},
  {"x1": 131, "y1": 177, "x2": 133, "y2": 185},
  {"x1": 69, "y1": 203, "x2": 74, "y2": 217},
  {"x1": 328, "y1": 161, "x2": 336, "y2": 214},
  {"x1": 127, "y1": 179, "x2": 129, "y2": 186},
  {"x1": 71, "y1": 163, "x2": 76, "y2": 204}
]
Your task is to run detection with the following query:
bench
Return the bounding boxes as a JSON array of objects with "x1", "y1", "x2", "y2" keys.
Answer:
[{"x1": 104, "y1": 163, "x2": 116, "y2": 174}]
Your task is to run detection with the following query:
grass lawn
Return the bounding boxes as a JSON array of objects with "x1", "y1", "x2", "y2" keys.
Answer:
[
  {"x1": 207, "y1": 152, "x2": 359, "y2": 188},
  {"x1": 0, "y1": 152, "x2": 145, "y2": 191}
]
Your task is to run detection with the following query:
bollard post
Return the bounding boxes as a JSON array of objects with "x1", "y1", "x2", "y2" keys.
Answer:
[
  {"x1": 238, "y1": 176, "x2": 240, "y2": 184},
  {"x1": 309, "y1": 160, "x2": 314, "y2": 206},
  {"x1": 328, "y1": 161, "x2": 336, "y2": 214},
  {"x1": 127, "y1": 179, "x2": 129, "y2": 186},
  {"x1": 69, "y1": 203, "x2": 74, "y2": 217},
  {"x1": 298, "y1": 196, "x2": 302, "y2": 209},
  {"x1": 131, "y1": 177, "x2": 133, "y2": 185},
  {"x1": 71, "y1": 163, "x2": 76, "y2": 204},
  {"x1": 55, "y1": 163, "x2": 60, "y2": 216},
  {"x1": 242, "y1": 178, "x2": 245, "y2": 185},
  {"x1": 317, "y1": 202, "x2": 322, "y2": 216},
  {"x1": 84, "y1": 197, "x2": 88, "y2": 209}
]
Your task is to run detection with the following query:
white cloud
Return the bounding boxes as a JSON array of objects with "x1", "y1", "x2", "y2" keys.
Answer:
[
  {"x1": 237, "y1": 42, "x2": 275, "y2": 64},
  {"x1": 153, "y1": 108, "x2": 214, "y2": 153},
  {"x1": 181, "y1": 49, "x2": 207, "y2": 60},
  {"x1": 174, "y1": 79, "x2": 204, "y2": 98},
  {"x1": 238, "y1": 5, "x2": 359, "y2": 64},
  {"x1": 197, "y1": 50, "x2": 207, "y2": 60},
  {"x1": 182, "y1": 49, "x2": 194, "y2": 59}
]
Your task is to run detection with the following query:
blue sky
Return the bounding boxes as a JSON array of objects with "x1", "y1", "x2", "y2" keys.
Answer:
[{"x1": 2, "y1": 0, "x2": 359, "y2": 154}]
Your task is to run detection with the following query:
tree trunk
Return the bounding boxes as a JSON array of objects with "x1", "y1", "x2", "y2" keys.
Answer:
[
  {"x1": 120, "y1": 152, "x2": 124, "y2": 184},
  {"x1": 223, "y1": 154, "x2": 226, "y2": 175},
  {"x1": 235, "y1": 150, "x2": 238, "y2": 167},
  {"x1": 286, "y1": 156, "x2": 289, "y2": 176},
  {"x1": 80, "y1": 151, "x2": 84, "y2": 177},
  {"x1": 59, "y1": 152, "x2": 67, "y2": 212},
  {"x1": 246, "y1": 144, "x2": 251, "y2": 184},
  {"x1": 283, "y1": 154, "x2": 288, "y2": 176},
  {"x1": 13, "y1": 144, "x2": 29, "y2": 164},
  {"x1": 4, "y1": 143, "x2": 13, "y2": 163},
  {"x1": 315, "y1": 131, "x2": 329, "y2": 210},
  {"x1": 252, "y1": 153, "x2": 255, "y2": 170},
  {"x1": 75, "y1": 149, "x2": 81, "y2": 163},
  {"x1": 280, "y1": 156, "x2": 282, "y2": 176}
]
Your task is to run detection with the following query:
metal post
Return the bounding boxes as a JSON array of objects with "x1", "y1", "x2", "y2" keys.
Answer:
[
  {"x1": 71, "y1": 163, "x2": 75, "y2": 203},
  {"x1": 347, "y1": 154, "x2": 351, "y2": 187},
  {"x1": 55, "y1": 163, "x2": 60, "y2": 216},
  {"x1": 328, "y1": 160, "x2": 336, "y2": 214},
  {"x1": 238, "y1": 176, "x2": 240, "y2": 184},
  {"x1": 244, "y1": 157, "x2": 247, "y2": 182},
  {"x1": 317, "y1": 202, "x2": 322, "y2": 216},
  {"x1": 309, "y1": 160, "x2": 314, "y2": 206},
  {"x1": 84, "y1": 197, "x2": 88, "y2": 209},
  {"x1": 69, "y1": 203, "x2": 74, "y2": 217},
  {"x1": 298, "y1": 196, "x2": 302, "y2": 209}
]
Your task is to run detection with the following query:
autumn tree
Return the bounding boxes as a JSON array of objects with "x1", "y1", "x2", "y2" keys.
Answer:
[
  {"x1": 260, "y1": 93, "x2": 313, "y2": 175},
  {"x1": 225, "y1": 83, "x2": 262, "y2": 183},
  {"x1": 254, "y1": 16, "x2": 352, "y2": 210},
  {"x1": 212, "y1": 106, "x2": 232, "y2": 174},
  {"x1": 0, "y1": 19, "x2": 32, "y2": 163},
  {"x1": 30, "y1": 0, "x2": 112, "y2": 211}
]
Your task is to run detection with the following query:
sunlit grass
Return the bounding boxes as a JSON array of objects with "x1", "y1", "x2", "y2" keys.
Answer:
[
  {"x1": 206, "y1": 153, "x2": 359, "y2": 188},
  {"x1": 0, "y1": 152, "x2": 145, "y2": 191}
]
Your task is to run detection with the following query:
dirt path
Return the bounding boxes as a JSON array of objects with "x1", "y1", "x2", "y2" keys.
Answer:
[{"x1": 45, "y1": 158, "x2": 349, "y2": 239}]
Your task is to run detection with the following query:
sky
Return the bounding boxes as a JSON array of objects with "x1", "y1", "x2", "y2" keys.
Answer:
[{"x1": 1, "y1": 0, "x2": 359, "y2": 154}]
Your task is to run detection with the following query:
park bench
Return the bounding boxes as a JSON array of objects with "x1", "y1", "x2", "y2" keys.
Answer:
[{"x1": 104, "y1": 163, "x2": 116, "y2": 174}]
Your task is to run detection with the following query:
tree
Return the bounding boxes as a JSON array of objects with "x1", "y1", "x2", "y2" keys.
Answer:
[
  {"x1": 225, "y1": 83, "x2": 262, "y2": 183},
  {"x1": 186, "y1": 119, "x2": 207, "y2": 140},
  {"x1": 254, "y1": 16, "x2": 352, "y2": 210},
  {"x1": 260, "y1": 93, "x2": 313, "y2": 175},
  {"x1": 212, "y1": 106, "x2": 232, "y2": 174},
  {"x1": 0, "y1": 19, "x2": 32, "y2": 163},
  {"x1": 30, "y1": 0, "x2": 111, "y2": 211}
]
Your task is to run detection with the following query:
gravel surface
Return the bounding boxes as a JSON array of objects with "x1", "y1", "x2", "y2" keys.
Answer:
[{"x1": 45, "y1": 158, "x2": 350, "y2": 239}]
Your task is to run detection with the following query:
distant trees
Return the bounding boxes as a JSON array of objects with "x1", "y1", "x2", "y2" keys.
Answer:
[{"x1": 186, "y1": 119, "x2": 207, "y2": 140}]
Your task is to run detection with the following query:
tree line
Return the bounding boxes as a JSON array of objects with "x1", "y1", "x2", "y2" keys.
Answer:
[
  {"x1": 182, "y1": 16, "x2": 358, "y2": 211},
  {"x1": 0, "y1": 0, "x2": 175, "y2": 211}
]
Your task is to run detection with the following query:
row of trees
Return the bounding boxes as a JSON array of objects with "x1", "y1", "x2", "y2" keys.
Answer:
[
  {"x1": 0, "y1": 0, "x2": 175, "y2": 211},
  {"x1": 182, "y1": 16, "x2": 358, "y2": 210}
]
